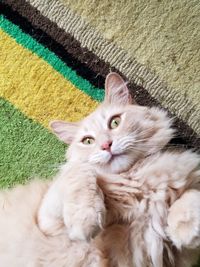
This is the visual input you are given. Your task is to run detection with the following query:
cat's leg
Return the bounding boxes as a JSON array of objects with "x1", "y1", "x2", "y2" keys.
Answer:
[
  {"x1": 38, "y1": 179, "x2": 65, "y2": 235},
  {"x1": 167, "y1": 189, "x2": 200, "y2": 249},
  {"x1": 38, "y1": 163, "x2": 106, "y2": 240},
  {"x1": 38, "y1": 163, "x2": 137, "y2": 239},
  {"x1": 39, "y1": 235, "x2": 109, "y2": 267},
  {"x1": 62, "y1": 167, "x2": 138, "y2": 241},
  {"x1": 62, "y1": 163, "x2": 106, "y2": 241}
]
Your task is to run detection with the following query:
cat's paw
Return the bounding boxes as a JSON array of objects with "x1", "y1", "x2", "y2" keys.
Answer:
[
  {"x1": 64, "y1": 193, "x2": 106, "y2": 241},
  {"x1": 167, "y1": 190, "x2": 200, "y2": 249},
  {"x1": 38, "y1": 213, "x2": 64, "y2": 236}
]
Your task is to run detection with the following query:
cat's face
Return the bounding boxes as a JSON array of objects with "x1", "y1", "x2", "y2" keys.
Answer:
[{"x1": 51, "y1": 73, "x2": 174, "y2": 173}]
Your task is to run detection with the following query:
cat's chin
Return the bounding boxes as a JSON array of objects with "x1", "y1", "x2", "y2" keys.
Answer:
[{"x1": 100, "y1": 153, "x2": 136, "y2": 174}]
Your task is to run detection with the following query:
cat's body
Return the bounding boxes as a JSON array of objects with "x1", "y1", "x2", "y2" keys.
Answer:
[
  {"x1": 0, "y1": 180, "x2": 108, "y2": 267},
  {"x1": 99, "y1": 150, "x2": 200, "y2": 267},
  {"x1": 0, "y1": 151, "x2": 199, "y2": 267},
  {"x1": 0, "y1": 73, "x2": 200, "y2": 267}
]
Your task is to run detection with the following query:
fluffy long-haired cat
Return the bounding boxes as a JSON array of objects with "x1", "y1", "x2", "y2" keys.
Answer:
[{"x1": 0, "y1": 73, "x2": 199, "y2": 267}]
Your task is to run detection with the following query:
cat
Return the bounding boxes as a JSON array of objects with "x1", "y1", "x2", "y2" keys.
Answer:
[
  {"x1": 38, "y1": 72, "x2": 200, "y2": 267},
  {"x1": 0, "y1": 72, "x2": 199, "y2": 267}
]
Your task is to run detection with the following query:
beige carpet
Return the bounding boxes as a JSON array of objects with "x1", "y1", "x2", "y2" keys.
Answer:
[{"x1": 60, "y1": 0, "x2": 200, "y2": 136}]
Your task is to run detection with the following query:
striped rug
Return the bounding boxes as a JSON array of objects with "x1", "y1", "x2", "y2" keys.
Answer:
[
  {"x1": 0, "y1": 0, "x2": 199, "y2": 189},
  {"x1": 0, "y1": 2, "x2": 200, "y2": 265}
]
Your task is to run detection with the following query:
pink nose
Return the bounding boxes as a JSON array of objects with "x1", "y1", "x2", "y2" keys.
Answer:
[{"x1": 101, "y1": 141, "x2": 112, "y2": 151}]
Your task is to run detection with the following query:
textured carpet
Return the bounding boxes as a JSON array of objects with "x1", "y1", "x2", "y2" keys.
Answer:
[
  {"x1": 61, "y1": 0, "x2": 200, "y2": 135},
  {"x1": 0, "y1": 1, "x2": 200, "y2": 265},
  {"x1": 0, "y1": 1, "x2": 199, "y2": 183},
  {"x1": 62, "y1": 0, "x2": 200, "y2": 116}
]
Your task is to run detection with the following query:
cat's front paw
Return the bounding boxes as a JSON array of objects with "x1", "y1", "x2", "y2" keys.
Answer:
[
  {"x1": 167, "y1": 190, "x2": 200, "y2": 249},
  {"x1": 64, "y1": 192, "x2": 106, "y2": 241},
  {"x1": 38, "y1": 212, "x2": 64, "y2": 236}
]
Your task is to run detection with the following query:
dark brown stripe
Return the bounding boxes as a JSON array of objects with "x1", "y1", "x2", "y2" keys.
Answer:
[
  {"x1": 1, "y1": 0, "x2": 105, "y2": 89},
  {"x1": 2, "y1": 0, "x2": 200, "y2": 151}
]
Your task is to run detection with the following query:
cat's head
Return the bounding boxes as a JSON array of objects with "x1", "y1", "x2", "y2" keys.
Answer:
[{"x1": 51, "y1": 73, "x2": 174, "y2": 173}]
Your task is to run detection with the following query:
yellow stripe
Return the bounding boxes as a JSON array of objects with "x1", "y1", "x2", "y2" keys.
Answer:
[{"x1": 0, "y1": 30, "x2": 98, "y2": 128}]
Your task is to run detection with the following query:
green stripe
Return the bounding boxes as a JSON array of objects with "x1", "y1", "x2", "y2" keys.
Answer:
[
  {"x1": 0, "y1": 15, "x2": 104, "y2": 102},
  {"x1": 0, "y1": 97, "x2": 66, "y2": 189}
]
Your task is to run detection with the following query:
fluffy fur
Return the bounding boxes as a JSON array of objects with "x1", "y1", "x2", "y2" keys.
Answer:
[
  {"x1": 0, "y1": 73, "x2": 199, "y2": 267},
  {"x1": 0, "y1": 181, "x2": 108, "y2": 267}
]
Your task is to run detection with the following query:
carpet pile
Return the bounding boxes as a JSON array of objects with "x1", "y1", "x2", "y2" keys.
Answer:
[{"x1": 0, "y1": 0, "x2": 199, "y2": 189}]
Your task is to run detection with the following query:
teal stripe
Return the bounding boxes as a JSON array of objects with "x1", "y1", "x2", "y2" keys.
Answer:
[{"x1": 0, "y1": 15, "x2": 104, "y2": 102}]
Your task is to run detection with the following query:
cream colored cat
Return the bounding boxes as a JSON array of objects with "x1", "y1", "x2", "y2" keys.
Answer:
[{"x1": 0, "y1": 73, "x2": 199, "y2": 267}]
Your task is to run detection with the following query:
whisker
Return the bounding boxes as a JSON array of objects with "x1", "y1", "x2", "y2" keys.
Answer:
[
  {"x1": 127, "y1": 147, "x2": 147, "y2": 154},
  {"x1": 131, "y1": 138, "x2": 150, "y2": 143},
  {"x1": 133, "y1": 143, "x2": 193, "y2": 149}
]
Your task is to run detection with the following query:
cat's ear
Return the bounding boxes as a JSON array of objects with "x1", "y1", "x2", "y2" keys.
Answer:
[
  {"x1": 105, "y1": 72, "x2": 132, "y2": 105},
  {"x1": 50, "y1": 120, "x2": 79, "y2": 144}
]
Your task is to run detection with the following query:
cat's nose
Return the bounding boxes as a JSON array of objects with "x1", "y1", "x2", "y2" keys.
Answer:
[{"x1": 101, "y1": 141, "x2": 112, "y2": 151}]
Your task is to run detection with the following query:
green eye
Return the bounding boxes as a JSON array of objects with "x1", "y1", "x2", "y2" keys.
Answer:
[
  {"x1": 109, "y1": 116, "x2": 121, "y2": 129},
  {"x1": 82, "y1": 137, "x2": 95, "y2": 145}
]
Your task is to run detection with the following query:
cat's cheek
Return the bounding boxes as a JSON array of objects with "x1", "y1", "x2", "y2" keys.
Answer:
[{"x1": 67, "y1": 145, "x2": 87, "y2": 162}]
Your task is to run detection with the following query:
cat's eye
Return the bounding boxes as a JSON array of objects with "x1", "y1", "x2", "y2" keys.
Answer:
[
  {"x1": 81, "y1": 136, "x2": 95, "y2": 145},
  {"x1": 109, "y1": 116, "x2": 121, "y2": 129}
]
